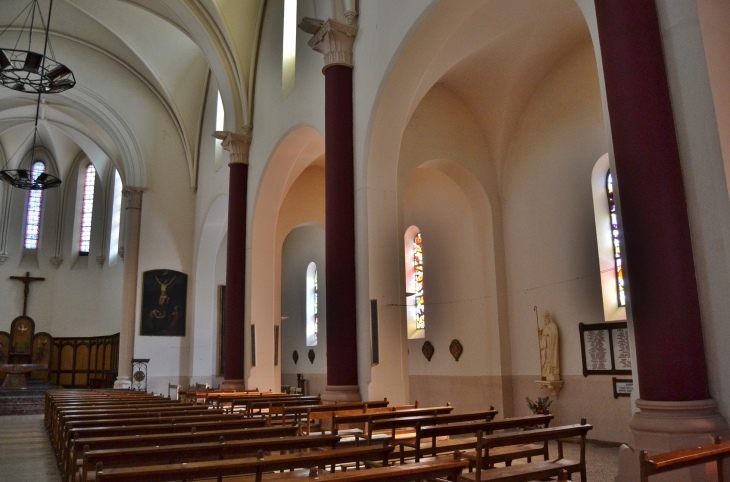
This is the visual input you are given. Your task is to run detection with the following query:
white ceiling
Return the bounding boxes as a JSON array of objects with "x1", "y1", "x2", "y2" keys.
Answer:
[{"x1": 0, "y1": 0, "x2": 265, "y2": 187}]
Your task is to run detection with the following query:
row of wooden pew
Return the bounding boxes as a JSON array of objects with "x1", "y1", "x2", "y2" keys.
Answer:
[{"x1": 45, "y1": 388, "x2": 595, "y2": 482}]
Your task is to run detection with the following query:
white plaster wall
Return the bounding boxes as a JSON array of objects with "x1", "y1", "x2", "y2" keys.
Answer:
[{"x1": 280, "y1": 225, "x2": 327, "y2": 396}]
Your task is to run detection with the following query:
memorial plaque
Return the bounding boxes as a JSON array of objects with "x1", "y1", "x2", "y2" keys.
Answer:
[
  {"x1": 584, "y1": 329, "x2": 611, "y2": 371},
  {"x1": 612, "y1": 328, "x2": 632, "y2": 370},
  {"x1": 580, "y1": 322, "x2": 633, "y2": 377}
]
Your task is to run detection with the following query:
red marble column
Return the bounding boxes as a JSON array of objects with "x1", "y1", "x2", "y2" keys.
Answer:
[
  {"x1": 219, "y1": 132, "x2": 252, "y2": 390},
  {"x1": 324, "y1": 64, "x2": 358, "y2": 387},
  {"x1": 309, "y1": 20, "x2": 360, "y2": 400},
  {"x1": 594, "y1": 0, "x2": 710, "y2": 402}
]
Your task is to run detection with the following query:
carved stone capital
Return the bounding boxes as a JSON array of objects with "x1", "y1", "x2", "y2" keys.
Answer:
[
  {"x1": 213, "y1": 131, "x2": 252, "y2": 165},
  {"x1": 96, "y1": 255, "x2": 105, "y2": 268},
  {"x1": 123, "y1": 187, "x2": 144, "y2": 210},
  {"x1": 0, "y1": 254, "x2": 7, "y2": 266},
  {"x1": 50, "y1": 256, "x2": 63, "y2": 269},
  {"x1": 308, "y1": 19, "x2": 358, "y2": 70},
  {"x1": 118, "y1": 246, "x2": 125, "y2": 260}
]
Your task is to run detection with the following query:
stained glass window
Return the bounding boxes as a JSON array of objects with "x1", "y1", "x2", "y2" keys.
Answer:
[
  {"x1": 314, "y1": 269, "x2": 318, "y2": 342},
  {"x1": 79, "y1": 164, "x2": 96, "y2": 255},
  {"x1": 306, "y1": 262, "x2": 318, "y2": 346},
  {"x1": 23, "y1": 161, "x2": 45, "y2": 249},
  {"x1": 606, "y1": 171, "x2": 626, "y2": 307},
  {"x1": 413, "y1": 232, "x2": 425, "y2": 330}
]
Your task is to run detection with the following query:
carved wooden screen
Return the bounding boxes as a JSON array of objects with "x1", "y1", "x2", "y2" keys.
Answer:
[{"x1": 49, "y1": 333, "x2": 119, "y2": 387}]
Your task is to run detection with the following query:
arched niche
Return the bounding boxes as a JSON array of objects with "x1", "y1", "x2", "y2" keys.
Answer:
[{"x1": 249, "y1": 126, "x2": 324, "y2": 391}]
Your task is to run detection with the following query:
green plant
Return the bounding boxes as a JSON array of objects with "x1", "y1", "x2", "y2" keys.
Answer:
[{"x1": 526, "y1": 396, "x2": 552, "y2": 414}]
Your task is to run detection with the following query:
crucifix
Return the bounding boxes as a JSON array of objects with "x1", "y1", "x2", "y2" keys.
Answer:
[{"x1": 9, "y1": 272, "x2": 45, "y2": 316}]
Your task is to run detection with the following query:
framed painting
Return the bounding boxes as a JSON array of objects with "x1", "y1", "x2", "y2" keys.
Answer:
[{"x1": 140, "y1": 270, "x2": 188, "y2": 336}]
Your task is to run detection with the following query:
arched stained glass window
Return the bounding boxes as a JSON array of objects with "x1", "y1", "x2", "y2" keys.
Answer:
[
  {"x1": 606, "y1": 171, "x2": 626, "y2": 307},
  {"x1": 413, "y1": 232, "x2": 425, "y2": 330},
  {"x1": 314, "y1": 270, "x2": 318, "y2": 342},
  {"x1": 306, "y1": 262, "x2": 318, "y2": 346},
  {"x1": 79, "y1": 164, "x2": 96, "y2": 255},
  {"x1": 23, "y1": 161, "x2": 45, "y2": 249}
]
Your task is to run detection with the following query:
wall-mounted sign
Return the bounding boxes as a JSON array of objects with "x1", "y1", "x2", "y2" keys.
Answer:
[{"x1": 612, "y1": 377, "x2": 633, "y2": 398}]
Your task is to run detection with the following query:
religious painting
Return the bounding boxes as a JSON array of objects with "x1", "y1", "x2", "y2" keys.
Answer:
[
  {"x1": 579, "y1": 321, "x2": 632, "y2": 376},
  {"x1": 140, "y1": 270, "x2": 188, "y2": 336}
]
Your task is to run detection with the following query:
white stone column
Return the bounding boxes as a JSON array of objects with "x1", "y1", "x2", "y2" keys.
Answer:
[{"x1": 114, "y1": 187, "x2": 144, "y2": 389}]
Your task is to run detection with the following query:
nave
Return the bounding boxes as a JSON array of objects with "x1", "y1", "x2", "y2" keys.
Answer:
[{"x1": 25, "y1": 388, "x2": 626, "y2": 482}]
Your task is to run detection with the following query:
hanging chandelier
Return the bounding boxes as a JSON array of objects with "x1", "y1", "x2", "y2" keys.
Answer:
[
  {"x1": 0, "y1": 0, "x2": 75, "y2": 94},
  {"x1": 0, "y1": 0, "x2": 69, "y2": 190}
]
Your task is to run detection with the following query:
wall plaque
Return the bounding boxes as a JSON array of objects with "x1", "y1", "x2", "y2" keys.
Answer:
[
  {"x1": 449, "y1": 339, "x2": 463, "y2": 362},
  {"x1": 421, "y1": 341, "x2": 434, "y2": 362},
  {"x1": 579, "y1": 322, "x2": 632, "y2": 376},
  {"x1": 612, "y1": 377, "x2": 633, "y2": 398}
]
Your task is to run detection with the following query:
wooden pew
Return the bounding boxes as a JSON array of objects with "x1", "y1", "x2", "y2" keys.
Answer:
[
  {"x1": 65, "y1": 425, "x2": 298, "y2": 482},
  {"x1": 266, "y1": 455, "x2": 469, "y2": 482},
  {"x1": 458, "y1": 420, "x2": 593, "y2": 482},
  {"x1": 53, "y1": 402, "x2": 198, "y2": 453},
  {"x1": 640, "y1": 436, "x2": 730, "y2": 481},
  {"x1": 401, "y1": 413, "x2": 553, "y2": 464},
  {"x1": 54, "y1": 404, "x2": 209, "y2": 447},
  {"x1": 79, "y1": 434, "x2": 340, "y2": 482},
  {"x1": 62, "y1": 418, "x2": 267, "y2": 480},
  {"x1": 60, "y1": 411, "x2": 239, "y2": 455},
  {"x1": 51, "y1": 399, "x2": 182, "y2": 440},
  {"x1": 287, "y1": 400, "x2": 391, "y2": 435},
  {"x1": 365, "y1": 406, "x2": 457, "y2": 446},
  {"x1": 331, "y1": 405, "x2": 465, "y2": 446},
  {"x1": 93, "y1": 445, "x2": 395, "y2": 482}
]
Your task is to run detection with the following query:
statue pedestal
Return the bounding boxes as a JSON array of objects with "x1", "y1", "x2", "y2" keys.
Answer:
[{"x1": 535, "y1": 379, "x2": 564, "y2": 398}]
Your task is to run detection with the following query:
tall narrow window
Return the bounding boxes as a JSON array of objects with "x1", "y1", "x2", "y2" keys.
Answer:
[
  {"x1": 109, "y1": 170, "x2": 123, "y2": 263},
  {"x1": 282, "y1": 0, "x2": 297, "y2": 97},
  {"x1": 79, "y1": 164, "x2": 96, "y2": 255},
  {"x1": 24, "y1": 161, "x2": 45, "y2": 249},
  {"x1": 306, "y1": 262, "x2": 318, "y2": 346},
  {"x1": 606, "y1": 171, "x2": 626, "y2": 307},
  {"x1": 214, "y1": 91, "x2": 225, "y2": 171},
  {"x1": 413, "y1": 232, "x2": 425, "y2": 330}
]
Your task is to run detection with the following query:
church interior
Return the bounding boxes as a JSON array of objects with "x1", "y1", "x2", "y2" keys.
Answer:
[{"x1": 1, "y1": 0, "x2": 730, "y2": 481}]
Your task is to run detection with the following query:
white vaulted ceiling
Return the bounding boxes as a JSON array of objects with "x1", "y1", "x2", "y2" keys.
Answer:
[{"x1": 0, "y1": 0, "x2": 266, "y2": 187}]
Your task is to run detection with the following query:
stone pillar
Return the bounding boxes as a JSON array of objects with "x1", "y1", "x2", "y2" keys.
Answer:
[
  {"x1": 114, "y1": 187, "x2": 143, "y2": 389},
  {"x1": 217, "y1": 132, "x2": 252, "y2": 391},
  {"x1": 308, "y1": 20, "x2": 361, "y2": 402},
  {"x1": 593, "y1": 1, "x2": 729, "y2": 480}
]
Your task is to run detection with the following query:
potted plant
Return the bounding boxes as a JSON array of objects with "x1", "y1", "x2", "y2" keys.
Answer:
[{"x1": 526, "y1": 396, "x2": 553, "y2": 414}]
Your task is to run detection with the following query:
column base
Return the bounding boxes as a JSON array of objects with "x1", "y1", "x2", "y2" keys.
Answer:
[
  {"x1": 220, "y1": 379, "x2": 247, "y2": 391},
  {"x1": 615, "y1": 399, "x2": 730, "y2": 481},
  {"x1": 113, "y1": 376, "x2": 131, "y2": 390},
  {"x1": 321, "y1": 385, "x2": 361, "y2": 403}
]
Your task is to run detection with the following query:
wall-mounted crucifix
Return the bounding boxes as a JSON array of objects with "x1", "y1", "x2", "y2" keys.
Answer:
[{"x1": 9, "y1": 272, "x2": 45, "y2": 316}]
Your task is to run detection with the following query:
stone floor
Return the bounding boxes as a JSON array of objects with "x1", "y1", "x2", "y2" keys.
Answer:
[
  {"x1": 0, "y1": 414, "x2": 60, "y2": 482},
  {"x1": 0, "y1": 414, "x2": 620, "y2": 482},
  {"x1": 505, "y1": 439, "x2": 621, "y2": 481}
]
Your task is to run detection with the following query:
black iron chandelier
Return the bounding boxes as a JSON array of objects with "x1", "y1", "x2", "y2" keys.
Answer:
[
  {"x1": 0, "y1": 0, "x2": 75, "y2": 94},
  {"x1": 0, "y1": 0, "x2": 71, "y2": 190}
]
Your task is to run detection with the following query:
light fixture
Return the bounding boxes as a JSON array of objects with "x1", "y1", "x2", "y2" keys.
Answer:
[
  {"x1": 0, "y1": 0, "x2": 67, "y2": 190},
  {"x1": 0, "y1": 0, "x2": 76, "y2": 94}
]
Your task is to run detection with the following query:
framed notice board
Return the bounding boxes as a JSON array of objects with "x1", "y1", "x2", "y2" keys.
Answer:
[{"x1": 579, "y1": 321, "x2": 632, "y2": 377}]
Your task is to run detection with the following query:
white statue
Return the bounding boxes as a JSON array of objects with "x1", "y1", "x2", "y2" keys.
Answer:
[{"x1": 538, "y1": 310, "x2": 560, "y2": 381}]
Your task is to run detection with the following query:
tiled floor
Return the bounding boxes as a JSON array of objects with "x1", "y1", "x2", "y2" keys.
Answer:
[
  {"x1": 0, "y1": 415, "x2": 60, "y2": 482},
  {"x1": 0, "y1": 414, "x2": 620, "y2": 482},
  {"x1": 504, "y1": 439, "x2": 620, "y2": 481}
]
